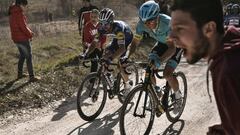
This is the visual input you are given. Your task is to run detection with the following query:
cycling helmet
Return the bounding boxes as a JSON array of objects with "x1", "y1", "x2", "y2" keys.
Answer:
[
  {"x1": 139, "y1": 1, "x2": 160, "y2": 22},
  {"x1": 226, "y1": 3, "x2": 233, "y2": 15},
  {"x1": 232, "y1": 4, "x2": 240, "y2": 15},
  {"x1": 99, "y1": 8, "x2": 115, "y2": 24}
]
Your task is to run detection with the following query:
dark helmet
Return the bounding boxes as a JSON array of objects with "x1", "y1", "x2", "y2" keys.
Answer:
[
  {"x1": 99, "y1": 8, "x2": 115, "y2": 24},
  {"x1": 232, "y1": 4, "x2": 240, "y2": 15},
  {"x1": 226, "y1": 3, "x2": 233, "y2": 15}
]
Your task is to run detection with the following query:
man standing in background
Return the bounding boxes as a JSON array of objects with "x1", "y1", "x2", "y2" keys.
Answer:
[
  {"x1": 9, "y1": 0, "x2": 40, "y2": 82},
  {"x1": 78, "y1": 0, "x2": 98, "y2": 52}
]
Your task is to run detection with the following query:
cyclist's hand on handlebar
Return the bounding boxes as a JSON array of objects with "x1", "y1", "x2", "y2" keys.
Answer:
[
  {"x1": 101, "y1": 57, "x2": 112, "y2": 65},
  {"x1": 79, "y1": 53, "x2": 88, "y2": 60}
]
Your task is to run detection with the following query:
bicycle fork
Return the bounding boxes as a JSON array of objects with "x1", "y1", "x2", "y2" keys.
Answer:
[{"x1": 133, "y1": 66, "x2": 165, "y2": 118}]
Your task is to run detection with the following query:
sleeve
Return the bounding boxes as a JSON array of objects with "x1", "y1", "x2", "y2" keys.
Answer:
[
  {"x1": 220, "y1": 71, "x2": 240, "y2": 133},
  {"x1": 99, "y1": 35, "x2": 106, "y2": 48},
  {"x1": 134, "y1": 21, "x2": 144, "y2": 41},
  {"x1": 17, "y1": 12, "x2": 33, "y2": 39},
  {"x1": 83, "y1": 23, "x2": 92, "y2": 46},
  {"x1": 78, "y1": 8, "x2": 84, "y2": 30},
  {"x1": 162, "y1": 15, "x2": 171, "y2": 36},
  {"x1": 116, "y1": 32, "x2": 125, "y2": 46}
]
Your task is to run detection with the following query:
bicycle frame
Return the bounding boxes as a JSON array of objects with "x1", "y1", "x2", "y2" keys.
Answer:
[
  {"x1": 133, "y1": 62, "x2": 170, "y2": 117},
  {"x1": 91, "y1": 60, "x2": 122, "y2": 99}
]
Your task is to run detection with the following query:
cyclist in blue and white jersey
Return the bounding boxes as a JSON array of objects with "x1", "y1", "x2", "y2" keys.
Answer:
[
  {"x1": 224, "y1": 3, "x2": 240, "y2": 27},
  {"x1": 83, "y1": 8, "x2": 134, "y2": 92}
]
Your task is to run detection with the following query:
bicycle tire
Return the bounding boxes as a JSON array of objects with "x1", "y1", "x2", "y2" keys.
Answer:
[
  {"x1": 119, "y1": 84, "x2": 155, "y2": 135},
  {"x1": 117, "y1": 63, "x2": 139, "y2": 104},
  {"x1": 77, "y1": 72, "x2": 107, "y2": 121},
  {"x1": 165, "y1": 71, "x2": 187, "y2": 122}
]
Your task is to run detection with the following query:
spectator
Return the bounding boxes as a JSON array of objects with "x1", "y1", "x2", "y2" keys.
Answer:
[
  {"x1": 9, "y1": 0, "x2": 40, "y2": 82},
  {"x1": 78, "y1": 0, "x2": 98, "y2": 51},
  {"x1": 158, "y1": 0, "x2": 170, "y2": 15},
  {"x1": 82, "y1": 9, "x2": 106, "y2": 73},
  {"x1": 170, "y1": 0, "x2": 240, "y2": 134}
]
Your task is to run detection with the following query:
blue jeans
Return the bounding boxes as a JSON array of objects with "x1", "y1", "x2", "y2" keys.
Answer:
[{"x1": 15, "y1": 41, "x2": 34, "y2": 77}]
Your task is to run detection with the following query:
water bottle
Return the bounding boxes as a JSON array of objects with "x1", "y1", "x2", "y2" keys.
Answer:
[{"x1": 154, "y1": 85, "x2": 163, "y2": 98}]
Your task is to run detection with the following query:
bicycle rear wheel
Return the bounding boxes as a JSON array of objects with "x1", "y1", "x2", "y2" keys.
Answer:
[
  {"x1": 165, "y1": 71, "x2": 187, "y2": 122},
  {"x1": 117, "y1": 63, "x2": 139, "y2": 104},
  {"x1": 77, "y1": 72, "x2": 107, "y2": 121},
  {"x1": 119, "y1": 84, "x2": 155, "y2": 135}
]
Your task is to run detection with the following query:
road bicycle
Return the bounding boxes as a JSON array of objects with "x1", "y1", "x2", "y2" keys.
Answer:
[
  {"x1": 77, "y1": 58, "x2": 139, "y2": 121},
  {"x1": 119, "y1": 60, "x2": 187, "y2": 135}
]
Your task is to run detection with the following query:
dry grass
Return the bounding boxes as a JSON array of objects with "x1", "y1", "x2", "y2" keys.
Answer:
[{"x1": 0, "y1": 28, "x2": 81, "y2": 82}]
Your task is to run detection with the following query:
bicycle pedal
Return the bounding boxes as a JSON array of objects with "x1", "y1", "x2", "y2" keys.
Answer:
[
  {"x1": 156, "y1": 111, "x2": 163, "y2": 117},
  {"x1": 108, "y1": 93, "x2": 115, "y2": 99},
  {"x1": 92, "y1": 95, "x2": 98, "y2": 102}
]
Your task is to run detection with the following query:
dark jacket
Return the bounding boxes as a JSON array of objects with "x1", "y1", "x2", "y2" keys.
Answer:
[
  {"x1": 9, "y1": 4, "x2": 33, "y2": 43},
  {"x1": 209, "y1": 26, "x2": 240, "y2": 135}
]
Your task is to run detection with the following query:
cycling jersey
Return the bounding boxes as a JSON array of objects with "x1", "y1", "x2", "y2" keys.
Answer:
[
  {"x1": 224, "y1": 15, "x2": 240, "y2": 27},
  {"x1": 135, "y1": 14, "x2": 171, "y2": 44},
  {"x1": 83, "y1": 21, "x2": 106, "y2": 50},
  {"x1": 98, "y1": 20, "x2": 133, "y2": 54}
]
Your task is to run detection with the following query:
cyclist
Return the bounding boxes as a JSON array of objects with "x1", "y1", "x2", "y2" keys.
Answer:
[
  {"x1": 83, "y1": 8, "x2": 134, "y2": 94},
  {"x1": 124, "y1": 1, "x2": 183, "y2": 114},
  {"x1": 224, "y1": 4, "x2": 240, "y2": 27}
]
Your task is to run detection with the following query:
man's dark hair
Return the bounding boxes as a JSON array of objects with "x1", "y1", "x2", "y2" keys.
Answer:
[
  {"x1": 16, "y1": 0, "x2": 28, "y2": 6},
  {"x1": 171, "y1": 0, "x2": 224, "y2": 34}
]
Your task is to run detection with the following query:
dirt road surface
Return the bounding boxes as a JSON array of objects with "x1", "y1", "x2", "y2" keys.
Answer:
[{"x1": 0, "y1": 60, "x2": 220, "y2": 135}]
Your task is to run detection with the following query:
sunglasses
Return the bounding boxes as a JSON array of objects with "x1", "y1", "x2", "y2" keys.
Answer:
[{"x1": 144, "y1": 17, "x2": 157, "y2": 25}]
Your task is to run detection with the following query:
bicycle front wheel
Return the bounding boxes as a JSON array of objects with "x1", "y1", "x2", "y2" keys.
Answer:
[
  {"x1": 77, "y1": 72, "x2": 107, "y2": 121},
  {"x1": 119, "y1": 84, "x2": 155, "y2": 135}
]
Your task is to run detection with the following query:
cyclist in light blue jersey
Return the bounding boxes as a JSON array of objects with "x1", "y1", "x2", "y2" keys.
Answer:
[{"x1": 123, "y1": 0, "x2": 183, "y2": 114}]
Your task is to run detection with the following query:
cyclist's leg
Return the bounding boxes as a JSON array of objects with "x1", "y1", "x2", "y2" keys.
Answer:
[
  {"x1": 119, "y1": 43, "x2": 131, "y2": 83},
  {"x1": 102, "y1": 39, "x2": 118, "y2": 61},
  {"x1": 163, "y1": 48, "x2": 183, "y2": 92},
  {"x1": 88, "y1": 49, "x2": 101, "y2": 73},
  {"x1": 117, "y1": 33, "x2": 133, "y2": 83}
]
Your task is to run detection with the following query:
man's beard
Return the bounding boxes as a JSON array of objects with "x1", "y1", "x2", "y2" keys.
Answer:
[{"x1": 187, "y1": 32, "x2": 209, "y2": 64}]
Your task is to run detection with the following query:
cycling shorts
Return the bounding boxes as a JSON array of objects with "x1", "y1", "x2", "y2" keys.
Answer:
[{"x1": 151, "y1": 42, "x2": 183, "y2": 69}]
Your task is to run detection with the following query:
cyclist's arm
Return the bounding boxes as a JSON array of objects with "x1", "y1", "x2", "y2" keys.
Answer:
[
  {"x1": 125, "y1": 35, "x2": 141, "y2": 58},
  {"x1": 126, "y1": 21, "x2": 144, "y2": 58},
  {"x1": 160, "y1": 38, "x2": 176, "y2": 62},
  {"x1": 111, "y1": 32, "x2": 127, "y2": 59},
  {"x1": 84, "y1": 27, "x2": 99, "y2": 56}
]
